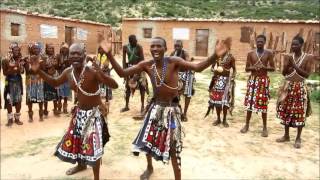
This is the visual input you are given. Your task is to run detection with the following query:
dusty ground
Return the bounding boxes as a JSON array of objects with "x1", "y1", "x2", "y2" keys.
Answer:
[{"x1": 1, "y1": 62, "x2": 319, "y2": 180}]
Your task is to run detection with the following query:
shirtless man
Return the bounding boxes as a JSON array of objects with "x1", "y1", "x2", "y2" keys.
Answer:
[
  {"x1": 30, "y1": 43, "x2": 118, "y2": 180},
  {"x1": 240, "y1": 34, "x2": 275, "y2": 137},
  {"x1": 102, "y1": 37, "x2": 229, "y2": 180},
  {"x1": 2, "y1": 43, "x2": 25, "y2": 126},
  {"x1": 276, "y1": 36, "x2": 313, "y2": 148},
  {"x1": 121, "y1": 35, "x2": 147, "y2": 114},
  {"x1": 170, "y1": 40, "x2": 195, "y2": 122}
]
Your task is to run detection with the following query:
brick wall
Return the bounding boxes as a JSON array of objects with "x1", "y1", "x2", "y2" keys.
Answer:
[
  {"x1": 0, "y1": 11, "x2": 111, "y2": 57},
  {"x1": 122, "y1": 19, "x2": 319, "y2": 64}
]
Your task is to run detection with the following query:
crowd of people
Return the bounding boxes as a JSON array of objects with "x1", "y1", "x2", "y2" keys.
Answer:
[{"x1": 1, "y1": 34, "x2": 314, "y2": 180}]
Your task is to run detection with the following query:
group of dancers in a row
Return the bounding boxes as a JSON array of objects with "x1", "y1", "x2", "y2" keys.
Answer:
[{"x1": 2, "y1": 34, "x2": 313, "y2": 180}]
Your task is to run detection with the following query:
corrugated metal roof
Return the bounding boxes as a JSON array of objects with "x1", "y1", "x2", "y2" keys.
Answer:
[
  {"x1": 123, "y1": 17, "x2": 320, "y2": 24},
  {"x1": 0, "y1": 8, "x2": 111, "y2": 27}
]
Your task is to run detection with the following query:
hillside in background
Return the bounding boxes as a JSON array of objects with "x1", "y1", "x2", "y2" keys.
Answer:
[{"x1": 1, "y1": 0, "x2": 319, "y2": 26}]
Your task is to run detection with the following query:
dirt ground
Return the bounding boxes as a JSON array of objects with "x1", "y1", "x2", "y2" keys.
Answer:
[{"x1": 1, "y1": 62, "x2": 319, "y2": 180}]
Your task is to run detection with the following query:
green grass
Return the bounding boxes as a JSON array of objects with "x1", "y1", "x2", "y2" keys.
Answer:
[
  {"x1": 1, "y1": 0, "x2": 319, "y2": 26},
  {"x1": 1, "y1": 136, "x2": 61, "y2": 160},
  {"x1": 268, "y1": 72, "x2": 283, "y2": 98},
  {"x1": 308, "y1": 73, "x2": 320, "y2": 81},
  {"x1": 310, "y1": 90, "x2": 320, "y2": 103}
]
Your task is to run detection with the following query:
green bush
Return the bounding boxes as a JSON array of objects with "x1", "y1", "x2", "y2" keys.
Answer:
[
  {"x1": 310, "y1": 90, "x2": 320, "y2": 103},
  {"x1": 2, "y1": 0, "x2": 319, "y2": 26},
  {"x1": 308, "y1": 73, "x2": 320, "y2": 81}
]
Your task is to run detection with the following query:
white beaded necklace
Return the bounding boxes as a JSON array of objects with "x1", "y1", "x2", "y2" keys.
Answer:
[
  {"x1": 255, "y1": 49, "x2": 265, "y2": 62},
  {"x1": 285, "y1": 52, "x2": 306, "y2": 79},
  {"x1": 292, "y1": 52, "x2": 306, "y2": 67},
  {"x1": 71, "y1": 66, "x2": 101, "y2": 97}
]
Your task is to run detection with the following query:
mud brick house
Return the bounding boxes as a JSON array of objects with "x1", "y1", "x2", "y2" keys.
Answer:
[
  {"x1": 122, "y1": 17, "x2": 319, "y2": 64},
  {"x1": 0, "y1": 9, "x2": 112, "y2": 57}
]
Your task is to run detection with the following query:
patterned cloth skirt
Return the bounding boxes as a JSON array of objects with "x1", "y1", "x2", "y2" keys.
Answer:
[
  {"x1": 54, "y1": 106, "x2": 110, "y2": 166},
  {"x1": 26, "y1": 74, "x2": 44, "y2": 103},
  {"x1": 100, "y1": 84, "x2": 113, "y2": 100},
  {"x1": 209, "y1": 75, "x2": 230, "y2": 107},
  {"x1": 132, "y1": 100, "x2": 183, "y2": 168},
  {"x1": 244, "y1": 75, "x2": 270, "y2": 113},
  {"x1": 4, "y1": 75, "x2": 23, "y2": 108},
  {"x1": 277, "y1": 81, "x2": 307, "y2": 127},
  {"x1": 44, "y1": 82, "x2": 58, "y2": 101},
  {"x1": 178, "y1": 71, "x2": 195, "y2": 97},
  {"x1": 58, "y1": 82, "x2": 71, "y2": 98}
]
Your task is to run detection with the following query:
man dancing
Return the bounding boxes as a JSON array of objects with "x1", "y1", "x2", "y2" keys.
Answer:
[
  {"x1": 30, "y1": 43, "x2": 118, "y2": 180},
  {"x1": 240, "y1": 34, "x2": 275, "y2": 137},
  {"x1": 276, "y1": 36, "x2": 313, "y2": 148},
  {"x1": 170, "y1": 40, "x2": 195, "y2": 122},
  {"x1": 121, "y1": 35, "x2": 148, "y2": 114},
  {"x1": 103, "y1": 37, "x2": 229, "y2": 180}
]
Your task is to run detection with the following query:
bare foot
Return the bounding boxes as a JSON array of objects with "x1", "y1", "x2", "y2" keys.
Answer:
[
  {"x1": 276, "y1": 136, "x2": 290, "y2": 143},
  {"x1": 222, "y1": 121, "x2": 229, "y2": 128},
  {"x1": 261, "y1": 128, "x2": 268, "y2": 137},
  {"x1": 120, "y1": 107, "x2": 129, "y2": 113},
  {"x1": 66, "y1": 164, "x2": 87, "y2": 175},
  {"x1": 240, "y1": 125, "x2": 249, "y2": 133},
  {"x1": 140, "y1": 167, "x2": 153, "y2": 180},
  {"x1": 212, "y1": 120, "x2": 221, "y2": 126},
  {"x1": 294, "y1": 139, "x2": 302, "y2": 149}
]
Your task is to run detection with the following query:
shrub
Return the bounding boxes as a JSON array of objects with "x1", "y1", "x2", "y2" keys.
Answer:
[{"x1": 310, "y1": 90, "x2": 320, "y2": 103}]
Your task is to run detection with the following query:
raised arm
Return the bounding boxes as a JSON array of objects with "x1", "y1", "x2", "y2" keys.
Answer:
[
  {"x1": 92, "y1": 62, "x2": 118, "y2": 89},
  {"x1": 30, "y1": 55, "x2": 68, "y2": 87},
  {"x1": 174, "y1": 54, "x2": 217, "y2": 72},
  {"x1": 101, "y1": 40, "x2": 145, "y2": 77},
  {"x1": 175, "y1": 39, "x2": 229, "y2": 72},
  {"x1": 107, "y1": 51, "x2": 145, "y2": 77}
]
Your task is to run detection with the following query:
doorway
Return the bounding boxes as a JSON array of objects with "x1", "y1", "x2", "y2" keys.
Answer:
[
  {"x1": 195, "y1": 29, "x2": 209, "y2": 56},
  {"x1": 65, "y1": 26, "x2": 74, "y2": 46}
]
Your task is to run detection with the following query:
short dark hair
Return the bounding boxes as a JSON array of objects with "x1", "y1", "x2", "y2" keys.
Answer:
[
  {"x1": 153, "y1": 36, "x2": 167, "y2": 49},
  {"x1": 256, "y1": 34, "x2": 266, "y2": 41},
  {"x1": 293, "y1": 36, "x2": 304, "y2": 45},
  {"x1": 129, "y1": 34, "x2": 136, "y2": 41}
]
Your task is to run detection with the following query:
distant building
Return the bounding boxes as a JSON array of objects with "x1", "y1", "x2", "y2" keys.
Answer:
[
  {"x1": 122, "y1": 17, "x2": 319, "y2": 63},
  {"x1": 0, "y1": 9, "x2": 112, "y2": 56}
]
